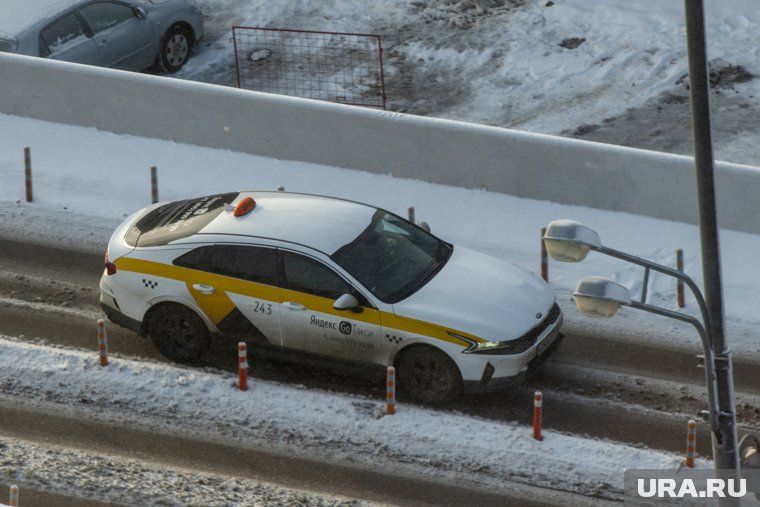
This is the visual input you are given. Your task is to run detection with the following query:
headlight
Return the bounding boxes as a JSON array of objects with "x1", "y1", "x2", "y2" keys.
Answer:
[{"x1": 449, "y1": 331, "x2": 535, "y2": 355}]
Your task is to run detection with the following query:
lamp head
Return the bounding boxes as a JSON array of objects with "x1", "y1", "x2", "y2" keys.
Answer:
[
  {"x1": 573, "y1": 276, "x2": 631, "y2": 318},
  {"x1": 543, "y1": 219, "x2": 602, "y2": 262}
]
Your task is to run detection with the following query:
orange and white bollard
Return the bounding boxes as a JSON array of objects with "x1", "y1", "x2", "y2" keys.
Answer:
[
  {"x1": 24, "y1": 146, "x2": 33, "y2": 203},
  {"x1": 407, "y1": 207, "x2": 415, "y2": 224},
  {"x1": 676, "y1": 248, "x2": 685, "y2": 308},
  {"x1": 533, "y1": 391, "x2": 543, "y2": 441},
  {"x1": 238, "y1": 342, "x2": 248, "y2": 391},
  {"x1": 685, "y1": 419, "x2": 697, "y2": 468},
  {"x1": 9, "y1": 484, "x2": 18, "y2": 507},
  {"x1": 540, "y1": 227, "x2": 549, "y2": 282},
  {"x1": 97, "y1": 319, "x2": 109, "y2": 367},
  {"x1": 386, "y1": 366, "x2": 396, "y2": 415},
  {"x1": 150, "y1": 165, "x2": 159, "y2": 204}
]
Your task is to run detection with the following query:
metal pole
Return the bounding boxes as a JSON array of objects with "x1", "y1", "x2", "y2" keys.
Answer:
[{"x1": 684, "y1": 0, "x2": 739, "y2": 483}]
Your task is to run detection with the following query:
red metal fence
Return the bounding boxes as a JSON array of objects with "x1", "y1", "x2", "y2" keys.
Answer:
[{"x1": 232, "y1": 27, "x2": 386, "y2": 109}]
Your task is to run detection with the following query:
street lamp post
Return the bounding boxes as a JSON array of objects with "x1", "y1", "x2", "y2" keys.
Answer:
[
  {"x1": 543, "y1": 220, "x2": 739, "y2": 484},
  {"x1": 683, "y1": 0, "x2": 740, "y2": 477}
]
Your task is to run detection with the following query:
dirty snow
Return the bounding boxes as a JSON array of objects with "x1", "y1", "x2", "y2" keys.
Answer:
[
  {"x1": 180, "y1": 0, "x2": 760, "y2": 166},
  {"x1": 0, "y1": 336, "x2": 682, "y2": 504}
]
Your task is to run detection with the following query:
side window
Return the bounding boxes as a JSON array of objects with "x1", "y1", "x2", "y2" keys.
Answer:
[
  {"x1": 174, "y1": 246, "x2": 278, "y2": 286},
  {"x1": 40, "y1": 13, "x2": 88, "y2": 57},
  {"x1": 279, "y1": 251, "x2": 350, "y2": 300},
  {"x1": 80, "y1": 2, "x2": 136, "y2": 35}
]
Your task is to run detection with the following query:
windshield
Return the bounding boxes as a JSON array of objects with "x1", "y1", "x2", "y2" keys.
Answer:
[{"x1": 331, "y1": 210, "x2": 452, "y2": 303}]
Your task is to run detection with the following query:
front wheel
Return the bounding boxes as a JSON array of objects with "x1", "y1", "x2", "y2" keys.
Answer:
[
  {"x1": 397, "y1": 345, "x2": 463, "y2": 405},
  {"x1": 147, "y1": 303, "x2": 209, "y2": 363},
  {"x1": 158, "y1": 25, "x2": 192, "y2": 73}
]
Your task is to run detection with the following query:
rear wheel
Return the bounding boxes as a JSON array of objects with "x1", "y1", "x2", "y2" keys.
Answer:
[
  {"x1": 147, "y1": 303, "x2": 209, "y2": 363},
  {"x1": 397, "y1": 345, "x2": 463, "y2": 405}
]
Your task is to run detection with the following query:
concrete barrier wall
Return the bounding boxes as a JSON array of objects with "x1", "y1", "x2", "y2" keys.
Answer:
[{"x1": 1, "y1": 52, "x2": 759, "y2": 234}]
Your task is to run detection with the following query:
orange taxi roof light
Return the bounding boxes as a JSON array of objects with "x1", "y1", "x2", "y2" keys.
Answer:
[{"x1": 234, "y1": 197, "x2": 256, "y2": 217}]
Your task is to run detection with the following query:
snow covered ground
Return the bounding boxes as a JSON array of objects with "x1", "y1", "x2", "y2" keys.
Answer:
[
  {"x1": 179, "y1": 0, "x2": 760, "y2": 166},
  {"x1": 0, "y1": 112, "x2": 759, "y2": 503},
  {"x1": 0, "y1": 336, "x2": 680, "y2": 505}
]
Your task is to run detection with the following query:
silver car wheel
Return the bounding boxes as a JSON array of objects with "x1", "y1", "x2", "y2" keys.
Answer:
[
  {"x1": 165, "y1": 34, "x2": 189, "y2": 67},
  {"x1": 158, "y1": 25, "x2": 192, "y2": 73}
]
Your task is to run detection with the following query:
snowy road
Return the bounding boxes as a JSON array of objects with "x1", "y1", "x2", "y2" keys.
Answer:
[
  {"x1": 2, "y1": 237, "x2": 760, "y2": 505},
  {"x1": 0, "y1": 401, "x2": 538, "y2": 507},
  {"x1": 2, "y1": 237, "x2": 760, "y2": 450}
]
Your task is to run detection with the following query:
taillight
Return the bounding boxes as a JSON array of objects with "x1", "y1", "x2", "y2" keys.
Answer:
[{"x1": 104, "y1": 252, "x2": 117, "y2": 275}]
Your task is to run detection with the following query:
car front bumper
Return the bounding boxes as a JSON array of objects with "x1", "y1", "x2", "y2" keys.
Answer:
[{"x1": 462, "y1": 330, "x2": 564, "y2": 394}]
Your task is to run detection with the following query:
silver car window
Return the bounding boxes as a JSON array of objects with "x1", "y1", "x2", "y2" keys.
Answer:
[
  {"x1": 40, "y1": 13, "x2": 88, "y2": 56},
  {"x1": 80, "y1": 2, "x2": 136, "y2": 35}
]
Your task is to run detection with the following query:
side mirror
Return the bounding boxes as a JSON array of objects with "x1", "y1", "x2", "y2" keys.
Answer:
[
  {"x1": 417, "y1": 220, "x2": 431, "y2": 233},
  {"x1": 333, "y1": 293, "x2": 360, "y2": 312}
]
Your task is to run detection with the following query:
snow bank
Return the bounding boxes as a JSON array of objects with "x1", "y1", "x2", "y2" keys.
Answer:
[{"x1": 0, "y1": 336, "x2": 682, "y2": 501}]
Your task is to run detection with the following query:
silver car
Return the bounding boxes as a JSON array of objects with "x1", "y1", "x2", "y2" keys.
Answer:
[{"x1": 0, "y1": 0, "x2": 204, "y2": 73}]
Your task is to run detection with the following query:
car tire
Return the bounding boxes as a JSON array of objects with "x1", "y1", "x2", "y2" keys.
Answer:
[
  {"x1": 396, "y1": 345, "x2": 463, "y2": 405},
  {"x1": 158, "y1": 25, "x2": 192, "y2": 73},
  {"x1": 147, "y1": 303, "x2": 209, "y2": 363}
]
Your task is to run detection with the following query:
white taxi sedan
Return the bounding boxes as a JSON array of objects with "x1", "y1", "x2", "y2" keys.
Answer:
[{"x1": 100, "y1": 192, "x2": 563, "y2": 404}]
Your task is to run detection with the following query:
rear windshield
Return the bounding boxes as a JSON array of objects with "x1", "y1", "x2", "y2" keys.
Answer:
[{"x1": 125, "y1": 192, "x2": 239, "y2": 247}]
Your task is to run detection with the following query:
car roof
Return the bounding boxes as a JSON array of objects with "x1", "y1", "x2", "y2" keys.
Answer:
[
  {"x1": 195, "y1": 192, "x2": 378, "y2": 255},
  {"x1": 1, "y1": 0, "x2": 87, "y2": 34}
]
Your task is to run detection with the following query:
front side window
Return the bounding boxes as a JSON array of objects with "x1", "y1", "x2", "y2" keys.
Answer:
[
  {"x1": 279, "y1": 251, "x2": 350, "y2": 300},
  {"x1": 80, "y1": 2, "x2": 135, "y2": 34},
  {"x1": 40, "y1": 13, "x2": 88, "y2": 56},
  {"x1": 331, "y1": 210, "x2": 452, "y2": 303},
  {"x1": 174, "y1": 245, "x2": 278, "y2": 286}
]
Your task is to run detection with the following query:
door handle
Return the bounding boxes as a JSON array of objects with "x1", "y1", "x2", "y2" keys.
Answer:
[
  {"x1": 283, "y1": 301, "x2": 306, "y2": 311},
  {"x1": 192, "y1": 283, "x2": 215, "y2": 295}
]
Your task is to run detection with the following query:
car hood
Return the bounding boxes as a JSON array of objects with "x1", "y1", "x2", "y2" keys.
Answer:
[{"x1": 391, "y1": 246, "x2": 556, "y2": 342}]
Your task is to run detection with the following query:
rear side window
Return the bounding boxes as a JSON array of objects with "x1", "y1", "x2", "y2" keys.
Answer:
[
  {"x1": 174, "y1": 245, "x2": 278, "y2": 286},
  {"x1": 126, "y1": 193, "x2": 239, "y2": 247},
  {"x1": 40, "y1": 13, "x2": 88, "y2": 57}
]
